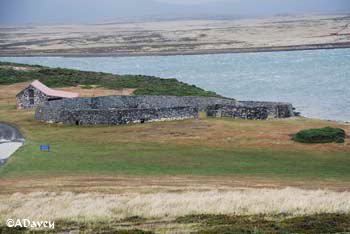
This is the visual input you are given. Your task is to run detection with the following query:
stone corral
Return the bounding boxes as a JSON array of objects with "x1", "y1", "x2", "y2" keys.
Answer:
[
  {"x1": 35, "y1": 96, "x2": 237, "y2": 125},
  {"x1": 35, "y1": 96, "x2": 295, "y2": 125},
  {"x1": 207, "y1": 104, "x2": 269, "y2": 120}
]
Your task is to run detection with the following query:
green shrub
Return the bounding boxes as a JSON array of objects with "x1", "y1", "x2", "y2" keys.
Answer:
[
  {"x1": 293, "y1": 127, "x2": 346, "y2": 144},
  {"x1": 0, "y1": 61, "x2": 224, "y2": 98}
]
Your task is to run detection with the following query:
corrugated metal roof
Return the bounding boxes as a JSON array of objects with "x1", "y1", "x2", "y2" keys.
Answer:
[{"x1": 31, "y1": 80, "x2": 79, "y2": 98}]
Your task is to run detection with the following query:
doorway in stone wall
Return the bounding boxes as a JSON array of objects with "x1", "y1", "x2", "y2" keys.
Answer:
[{"x1": 28, "y1": 89, "x2": 34, "y2": 105}]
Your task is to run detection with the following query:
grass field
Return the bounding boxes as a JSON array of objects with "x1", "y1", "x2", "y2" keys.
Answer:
[{"x1": 1, "y1": 81, "x2": 350, "y2": 233}]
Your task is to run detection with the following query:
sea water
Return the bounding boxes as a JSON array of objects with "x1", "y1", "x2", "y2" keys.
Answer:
[{"x1": 1, "y1": 48, "x2": 350, "y2": 121}]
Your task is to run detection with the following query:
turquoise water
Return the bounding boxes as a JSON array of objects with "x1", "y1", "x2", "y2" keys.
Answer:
[{"x1": 1, "y1": 48, "x2": 350, "y2": 121}]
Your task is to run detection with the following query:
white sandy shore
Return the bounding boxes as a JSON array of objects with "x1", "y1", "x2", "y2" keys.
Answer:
[{"x1": 0, "y1": 142, "x2": 23, "y2": 161}]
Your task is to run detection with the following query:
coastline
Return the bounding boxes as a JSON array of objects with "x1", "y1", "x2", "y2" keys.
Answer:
[{"x1": 1, "y1": 42, "x2": 350, "y2": 57}]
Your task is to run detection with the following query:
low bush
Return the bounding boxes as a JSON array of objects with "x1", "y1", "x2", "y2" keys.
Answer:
[
  {"x1": 293, "y1": 126, "x2": 346, "y2": 144},
  {"x1": 0, "y1": 61, "x2": 223, "y2": 98}
]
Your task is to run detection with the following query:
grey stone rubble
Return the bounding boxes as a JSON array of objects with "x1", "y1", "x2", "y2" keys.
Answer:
[{"x1": 35, "y1": 96, "x2": 295, "y2": 125}]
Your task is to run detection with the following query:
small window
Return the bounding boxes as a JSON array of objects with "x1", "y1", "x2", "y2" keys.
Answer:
[{"x1": 28, "y1": 89, "x2": 35, "y2": 105}]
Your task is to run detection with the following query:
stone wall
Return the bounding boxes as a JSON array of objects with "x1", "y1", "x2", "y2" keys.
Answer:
[
  {"x1": 42, "y1": 96, "x2": 237, "y2": 111},
  {"x1": 207, "y1": 104, "x2": 269, "y2": 120},
  {"x1": 237, "y1": 101, "x2": 295, "y2": 118},
  {"x1": 35, "y1": 96, "x2": 237, "y2": 125},
  {"x1": 16, "y1": 85, "x2": 48, "y2": 109},
  {"x1": 36, "y1": 105, "x2": 198, "y2": 125},
  {"x1": 35, "y1": 96, "x2": 295, "y2": 125}
]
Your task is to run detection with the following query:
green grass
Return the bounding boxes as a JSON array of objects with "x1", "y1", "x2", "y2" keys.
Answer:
[
  {"x1": 293, "y1": 126, "x2": 346, "y2": 144},
  {"x1": 2, "y1": 142, "x2": 350, "y2": 179},
  {"x1": 0, "y1": 116, "x2": 350, "y2": 179},
  {"x1": 0, "y1": 61, "x2": 222, "y2": 97}
]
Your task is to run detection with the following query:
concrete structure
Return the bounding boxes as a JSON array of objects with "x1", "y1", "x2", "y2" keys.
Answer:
[{"x1": 16, "y1": 80, "x2": 79, "y2": 109}]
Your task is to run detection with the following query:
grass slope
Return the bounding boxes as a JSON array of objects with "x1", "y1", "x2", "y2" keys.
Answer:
[
  {"x1": 0, "y1": 103, "x2": 349, "y2": 180},
  {"x1": 0, "y1": 61, "x2": 221, "y2": 97}
]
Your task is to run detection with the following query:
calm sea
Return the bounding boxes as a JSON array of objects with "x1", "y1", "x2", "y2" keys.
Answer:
[{"x1": 1, "y1": 48, "x2": 350, "y2": 121}]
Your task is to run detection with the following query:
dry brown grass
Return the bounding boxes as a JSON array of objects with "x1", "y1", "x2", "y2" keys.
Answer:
[
  {"x1": 64, "y1": 117, "x2": 350, "y2": 153},
  {"x1": 0, "y1": 175, "x2": 350, "y2": 195},
  {"x1": 0, "y1": 81, "x2": 134, "y2": 105},
  {"x1": 0, "y1": 82, "x2": 31, "y2": 105},
  {"x1": 1, "y1": 187, "x2": 349, "y2": 223},
  {"x1": 57, "y1": 86, "x2": 135, "y2": 97}
]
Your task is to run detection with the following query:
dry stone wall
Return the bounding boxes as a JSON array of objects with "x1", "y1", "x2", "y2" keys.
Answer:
[
  {"x1": 237, "y1": 101, "x2": 295, "y2": 118},
  {"x1": 207, "y1": 104, "x2": 269, "y2": 120},
  {"x1": 35, "y1": 96, "x2": 295, "y2": 125},
  {"x1": 35, "y1": 96, "x2": 236, "y2": 125},
  {"x1": 16, "y1": 85, "x2": 48, "y2": 109}
]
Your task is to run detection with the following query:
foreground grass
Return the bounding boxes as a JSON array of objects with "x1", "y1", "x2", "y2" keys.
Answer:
[
  {"x1": 1, "y1": 213, "x2": 350, "y2": 233},
  {"x1": 1, "y1": 188, "x2": 349, "y2": 222},
  {"x1": 0, "y1": 61, "x2": 221, "y2": 97}
]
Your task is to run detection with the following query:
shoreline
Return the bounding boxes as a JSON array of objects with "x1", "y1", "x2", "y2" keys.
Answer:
[{"x1": 1, "y1": 42, "x2": 350, "y2": 57}]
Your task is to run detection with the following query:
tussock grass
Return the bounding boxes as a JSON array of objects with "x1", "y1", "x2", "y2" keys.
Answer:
[{"x1": 1, "y1": 188, "x2": 349, "y2": 223}]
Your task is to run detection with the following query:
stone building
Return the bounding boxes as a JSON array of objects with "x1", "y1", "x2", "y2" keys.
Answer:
[{"x1": 16, "y1": 80, "x2": 79, "y2": 109}]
